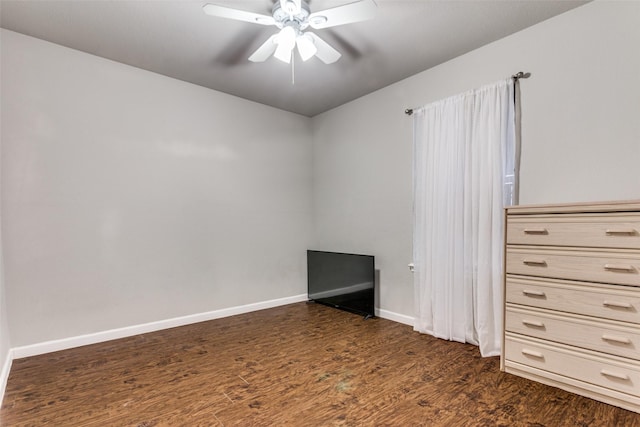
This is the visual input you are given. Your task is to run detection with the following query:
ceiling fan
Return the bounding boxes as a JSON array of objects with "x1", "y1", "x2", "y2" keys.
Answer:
[{"x1": 202, "y1": 0, "x2": 377, "y2": 65}]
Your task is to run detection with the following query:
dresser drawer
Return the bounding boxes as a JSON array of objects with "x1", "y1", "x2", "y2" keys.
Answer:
[
  {"x1": 507, "y1": 214, "x2": 640, "y2": 249},
  {"x1": 505, "y1": 334, "x2": 640, "y2": 398},
  {"x1": 506, "y1": 306, "x2": 640, "y2": 360},
  {"x1": 506, "y1": 276, "x2": 640, "y2": 323},
  {"x1": 506, "y1": 247, "x2": 640, "y2": 286}
]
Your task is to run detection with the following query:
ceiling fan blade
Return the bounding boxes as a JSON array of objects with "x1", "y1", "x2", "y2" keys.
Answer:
[
  {"x1": 202, "y1": 4, "x2": 275, "y2": 26},
  {"x1": 248, "y1": 35, "x2": 279, "y2": 62},
  {"x1": 306, "y1": 33, "x2": 341, "y2": 64},
  {"x1": 308, "y1": 0, "x2": 376, "y2": 29}
]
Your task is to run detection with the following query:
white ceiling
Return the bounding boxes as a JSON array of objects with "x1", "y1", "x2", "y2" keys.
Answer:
[{"x1": 0, "y1": 0, "x2": 588, "y2": 117}]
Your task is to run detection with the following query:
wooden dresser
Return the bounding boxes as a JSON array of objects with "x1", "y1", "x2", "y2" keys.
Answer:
[{"x1": 501, "y1": 200, "x2": 640, "y2": 413}]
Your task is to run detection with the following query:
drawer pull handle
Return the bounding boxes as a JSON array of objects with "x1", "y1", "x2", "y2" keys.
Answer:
[
  {"x1": 603, "y1": 300, "x2": 633, "y2": 309},
  {"x1": 523, "y1": 259, "x2": 547, "y2": 266},
  {"x1": 522, "y1": 320, "x2": 545, "y2": 328},
  {"x1": 524, "y1": 228, "x2": 548, "y2": 235},
  {"x1": 521, "y1": 349, "x2": 544, "y2": 359},
  {"x1": 605, "y1": 228, "x2": 637, "y2": 235},
  {"x1": 601, "y1": 334, "x2": 632, "y2": 345},
  {"x1": 522, "y1": 289, "x2": 546, "y2": 297},
  {"x1": 600, "y1": 369, "x2": 630, "y2": 381},
  {"x1": 604, "y1": 264, "x2": 636, "y2": 273}
]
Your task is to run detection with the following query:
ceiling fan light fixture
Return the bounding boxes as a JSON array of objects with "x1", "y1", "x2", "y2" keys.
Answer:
[
  {"x1": 274, "y1": 26, "x2": 296, "y2": 63},
  {"x1": 274, "y1": 46, "x2": 292, "y2": 63},
  {"x1": 296, "y1": 34, "x2": 317, "y2": 61}
]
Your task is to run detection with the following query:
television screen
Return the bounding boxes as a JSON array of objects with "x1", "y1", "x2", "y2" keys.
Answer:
[{"x1": 307, "y1": 250, "x2": 375, "y2": 318}]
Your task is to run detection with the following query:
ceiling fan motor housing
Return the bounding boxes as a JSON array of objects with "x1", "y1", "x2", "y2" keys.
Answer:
[{"x1": 273, "y1": 1, "x2": 311, "y2": 30}]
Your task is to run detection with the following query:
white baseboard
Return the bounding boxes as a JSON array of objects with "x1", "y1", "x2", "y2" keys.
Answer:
[
  {"x1": 12, "y1": 294, "x2": 308, "y2": 359},
  {"x1": 9, "y1": 295, "x2": 414, "y2": 359},
  {"x1": 376, "y1": 308, "x2": 414, "y2": 326},
  {"x1": 1, "y1": 348, "x2": 14, "y2": 405}
]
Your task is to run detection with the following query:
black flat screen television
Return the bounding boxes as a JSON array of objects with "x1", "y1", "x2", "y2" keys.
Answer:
[{"x1": 307, "y1": 250, "x2": 375, "y2": 318}]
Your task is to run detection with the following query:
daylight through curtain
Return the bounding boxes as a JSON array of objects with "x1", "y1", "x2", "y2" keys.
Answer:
[{"x1": 412, "y1": 79, "x2": 516, "y2": 357}]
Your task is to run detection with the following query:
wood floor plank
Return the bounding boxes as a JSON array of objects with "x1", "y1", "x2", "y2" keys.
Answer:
[{"x1": 2, "y1": 302, "x2": 639, "y2": 426}]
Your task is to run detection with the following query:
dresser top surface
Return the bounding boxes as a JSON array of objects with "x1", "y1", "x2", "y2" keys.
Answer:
[{"x1": 506, "y1": 200, "x2": 640, "y2": 215}]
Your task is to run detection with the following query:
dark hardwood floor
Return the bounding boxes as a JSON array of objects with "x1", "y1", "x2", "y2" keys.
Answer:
[{"x1": 2, "y1": 302, "x2": 639, "y2": 426}]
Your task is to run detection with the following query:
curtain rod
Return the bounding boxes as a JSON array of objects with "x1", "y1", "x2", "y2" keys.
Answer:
[{"x1": 405, "y1": 71, "x2": 531, "y2": 115}]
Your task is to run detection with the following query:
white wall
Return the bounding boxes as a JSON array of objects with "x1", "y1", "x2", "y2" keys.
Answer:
[
  {"x1": 0, "y1": 90, "x2": 10, "y2": 395},
  {"x1": 0, "y1": 253, "x2": 8, "y2": 399},
  {"x1": 0, "y1": 27, "x2": 12, "y2": 394},
  {"x1": 312, "y1": 1, "x2": 640, "y2": 318},
  {"x1": 1, "y1": 29, "x2": 313, "y2": 347},
  {"x1": 0, "y1": 281, "x2": 8, "y2": 397}
]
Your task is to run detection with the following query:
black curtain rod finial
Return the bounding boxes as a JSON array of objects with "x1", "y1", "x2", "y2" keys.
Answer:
[
  {"x1": 512, "y1": 71, "x2": 531, "y2": 81},
  {"x1": 405, "y1": 109, "x2": 413, "y2": 115}
]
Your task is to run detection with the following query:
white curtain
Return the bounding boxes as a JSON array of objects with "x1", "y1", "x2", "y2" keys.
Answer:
[{"x1": 412, "y1": 79, "x2": 516, "y2": 357}]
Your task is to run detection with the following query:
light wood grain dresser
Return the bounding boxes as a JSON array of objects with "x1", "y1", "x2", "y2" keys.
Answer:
[{"x1": 501, "y1": 200, "x2": 640, "y2": 413}]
